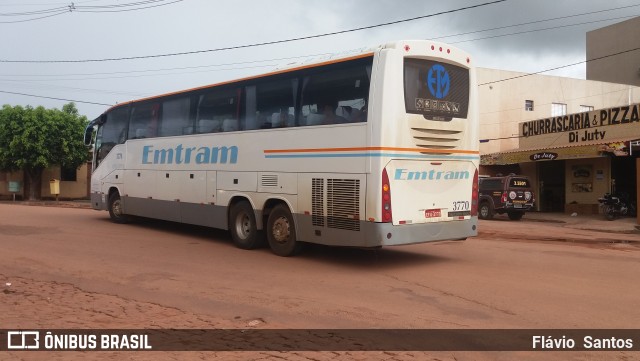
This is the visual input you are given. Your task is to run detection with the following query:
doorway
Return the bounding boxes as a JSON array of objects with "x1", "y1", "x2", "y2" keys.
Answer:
[
  {"x1": 610, "y1": 155, "x2": 638, "y2": 206},
  {"x1": 538, "y1": 160, "x2": 566, "y2": 212}
]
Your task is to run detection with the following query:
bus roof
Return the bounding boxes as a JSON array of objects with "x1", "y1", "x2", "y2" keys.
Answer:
[
  {"x1": 98, "y1": 40, "x2": 470, "y2": 116},
  {"x1": 102, "y1": 48, "x2": 378, "y2": 115}
]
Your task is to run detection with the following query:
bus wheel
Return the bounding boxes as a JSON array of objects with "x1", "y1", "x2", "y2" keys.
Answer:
[
  {"x1": 267, "y1": 204, "x2": 302, "y2": 257},
  {"x1": 108, "y1": 192, "x2": 131, "y2": 224},
  {"x1": 229, "y1": 201, "x2": 262, "y2": 250}
]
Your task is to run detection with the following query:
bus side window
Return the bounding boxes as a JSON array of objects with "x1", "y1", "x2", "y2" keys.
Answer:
[
  {"x1": 129, "y1": 102, "x2": 160, "y2": 139},
  {"x1": 197, "y1": 87, "x2": 240, "y2": 133},
  {"x1": 301, "y1": 61, "x2": 371, "y2": 126},
  {"x1": 248, "y1": 78, "x2": 296, "y2": 130},
  {"x1": 159, "y1": 97, "x2": 191, "y2": 137}
]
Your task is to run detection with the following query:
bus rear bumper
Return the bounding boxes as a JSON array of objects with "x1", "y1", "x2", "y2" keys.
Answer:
[
  {"x1": 295, "y1": 214, "x2": 478, "y2": 247},
  {"x1": 364, "y1": 218, "x2": 478, "y2": 247}
]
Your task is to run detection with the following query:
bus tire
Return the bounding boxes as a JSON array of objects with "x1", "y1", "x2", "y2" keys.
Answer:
[
  {"x1": 267, "y1": 204, "x2": 302, "y2": 257},
  {"x1": 108, "y1": 192, "x2": 131, "y2": 224},
  {"x1": 229, "y1": 201, "x2": 263, "y2": 250}
]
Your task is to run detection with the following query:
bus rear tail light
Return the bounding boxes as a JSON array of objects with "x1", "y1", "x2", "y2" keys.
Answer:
[
  {"x1": 471, "y1": 169, "x2": 479, "y2": 216},
  {"x1": 382, "y1": 169, "x2": 393, "y2": 223}
]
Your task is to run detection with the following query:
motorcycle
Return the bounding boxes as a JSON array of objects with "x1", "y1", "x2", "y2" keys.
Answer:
[{"x1": 598, "y1": 192, "x2": 637, "y2": 221}]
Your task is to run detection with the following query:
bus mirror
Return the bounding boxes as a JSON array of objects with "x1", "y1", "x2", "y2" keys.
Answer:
[{"x1": 84, "y1": 126, "x2": 94, "y2": 146}]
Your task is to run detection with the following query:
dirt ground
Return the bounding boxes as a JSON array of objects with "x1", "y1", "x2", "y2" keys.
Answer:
[
  {"x1": 1, "y1": 204, "x2": 639, "y2": 360},
  {"x1": 1, "y1": 275, "x2": 472, "y2": 361}
]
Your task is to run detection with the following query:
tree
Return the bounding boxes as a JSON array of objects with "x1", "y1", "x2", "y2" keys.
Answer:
[{"x1": 0, "y1": 103, "x2": 89, "y2": 200}]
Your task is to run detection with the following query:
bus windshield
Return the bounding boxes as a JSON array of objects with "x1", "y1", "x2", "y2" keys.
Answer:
[{"x1": 404, "y1": 58, "x2": 469, "y2": 120}]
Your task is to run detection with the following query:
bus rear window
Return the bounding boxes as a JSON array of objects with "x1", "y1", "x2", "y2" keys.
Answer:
[
  {"x1": 510, "y1": 178, "x2": 530, "y2": 188},
  {"x1": 404, "y1": 58, "x2": 469, "y2": 120}
]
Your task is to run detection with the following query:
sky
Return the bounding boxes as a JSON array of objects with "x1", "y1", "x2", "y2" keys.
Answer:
[{"x1": 1, "y1": 0, "x2": 639, "y2": 120}]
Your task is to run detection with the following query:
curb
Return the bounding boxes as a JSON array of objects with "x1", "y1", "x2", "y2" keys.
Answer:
[{"x1": 0, "y1": 201, "x2": 92, "y2": 209}]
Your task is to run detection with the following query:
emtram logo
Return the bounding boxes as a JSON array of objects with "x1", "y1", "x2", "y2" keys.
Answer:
[{"x1": 427, "y1": 64, "x2": 450, "y2": 99}]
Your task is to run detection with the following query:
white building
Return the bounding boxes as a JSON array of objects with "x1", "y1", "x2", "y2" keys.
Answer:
[{"x1": 478, "y1": 68, "x2": 640, "y2": 214}]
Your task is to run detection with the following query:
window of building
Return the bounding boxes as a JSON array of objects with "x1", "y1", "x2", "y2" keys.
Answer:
[
  {"x1": 60, "y1": 166, "x2": 77, "y2": 181},
  {"x1": 525, "y1": 100, "x2": 534, "y2": 111},
  {"x1": 551, "y1": 103, "x2": 567, "y2": 117},
  {"x1": 580, "y1": 105, "x2": 594, "y2": 112}
]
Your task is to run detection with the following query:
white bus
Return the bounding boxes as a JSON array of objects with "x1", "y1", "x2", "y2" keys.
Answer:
[{"x1": 84, "y1": 40, "x2": 479, "y2": 256}]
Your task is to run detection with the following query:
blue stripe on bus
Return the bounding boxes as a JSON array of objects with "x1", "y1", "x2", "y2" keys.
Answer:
[{"x1": 265, "y1": 153, "x2": 480, "y2": 160}]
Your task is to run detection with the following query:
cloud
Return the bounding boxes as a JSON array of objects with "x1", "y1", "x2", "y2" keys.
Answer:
[{"x1": 1, "y1": 0, "x2": 638, "y2": 118}]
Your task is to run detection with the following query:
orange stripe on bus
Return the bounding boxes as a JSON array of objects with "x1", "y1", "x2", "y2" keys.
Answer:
[
  {"x1": 106, "y1": 52, "x2": 375, "y2": 112},
  {"x1": 264, "y1": 147, "x2": 480, "y2": 154}
]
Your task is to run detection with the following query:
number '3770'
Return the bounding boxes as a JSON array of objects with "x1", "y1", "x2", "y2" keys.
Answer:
[{"x1": 452, "y1": 201, "x2": 469, "y2": 211}]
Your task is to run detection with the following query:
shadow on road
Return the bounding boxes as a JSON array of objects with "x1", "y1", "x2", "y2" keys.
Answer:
[
  {"x1": 100, "y1": 217, "x2": 454, "y2": 270},
  {"x1": 297, "y1": 243, "x2": 456, "y2": 270}
]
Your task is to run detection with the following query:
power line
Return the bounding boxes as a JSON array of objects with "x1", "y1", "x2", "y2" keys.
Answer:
[
  {"x1": 0, "y1": 90, "x2": 112, "y2": 106},
  {"x1": 0, "y1": 0, "x2": 506, "y2": 63},
  {"x1": 0, "y1": 0, "x2": 174, "y2": 15},
  {"x1": 74, "y1": 0, "x2": 184, "y2": 13},
  {"x1": 3, "y1": 3, "x2": 631, "y2": 72},
  {"x1": 0, "y1": 64, "x2": 277, "y2": 82},
  {"x1": 450, "y1": 14, "x2": 638, "y2": 45},
  {"x1": 8, "y1": 43, "x2": 637, "y2": 113},
  {"x1": 0, "y1": 53, "x2": 334, "y2": 80},
  {"x1": 0, "y1": 10, "x2": 68, "y2": 23},
  {"x1": 0, "y1": 6, "x2": 67, "y2": 16},
  {"x1": 0, "y1": 79, "x2": 149, "y2": 97},
  {"x1": 430, "y1": 3, "x2": 640, "y2": 41},
  {"x1": 0, "y1": 0, "x2": 183, "y2": 23},
  {"x1": 3, "y1": 4, "x2": 635, "y2": 84},
  {"x1": 3, "y1": 1, "x2": 637, "y2": 108},
  {"x1": 478, "y1": 46, "x2": 640, "y2": 86},
  {"x1": 0, "y1": 0, "x2": 103, "y2": 6}
]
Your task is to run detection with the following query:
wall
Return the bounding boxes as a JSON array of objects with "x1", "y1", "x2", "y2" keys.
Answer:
[
  {"x1": 0, "y1": 163, "x2": 90, "y2": 200},
  {"x1": 0, "y1": 172, "x2": 25, "y2": 200},
  {"x1": 478, "y1": 68, "x2": 640, "y2": 155},
  {"x1": 564, "y1": 158, "x2": 610, "y2": 214},
  {"x1": 586, "y1": 17, "x2": 640, "y2": 87}
]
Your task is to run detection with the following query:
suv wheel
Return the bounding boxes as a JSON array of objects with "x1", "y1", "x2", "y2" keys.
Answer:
[{"x1": 479, "y1": 202, "x2": 493, "y2": 220}]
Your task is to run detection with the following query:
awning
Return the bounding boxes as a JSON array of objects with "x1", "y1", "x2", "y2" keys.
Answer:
[{"x1": 481, "y1": 138, "x2": 639, "y2": 166}]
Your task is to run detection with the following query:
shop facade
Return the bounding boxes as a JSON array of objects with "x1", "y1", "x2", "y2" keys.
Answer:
[{"x1": 481, "y1": 103, "x2": 640, "y2": 214}]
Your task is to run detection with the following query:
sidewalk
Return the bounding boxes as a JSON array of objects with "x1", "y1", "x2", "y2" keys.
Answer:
[
  {"x1": 522, "y1": 211, "x2": 640, "y2": 234},
  {"x1": 0, "y1": 199, "x2": 92, "y2": 209}
]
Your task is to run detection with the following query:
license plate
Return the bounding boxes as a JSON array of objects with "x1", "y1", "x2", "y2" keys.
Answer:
[
  {"x1": 425, "y1": 209, "x2": 441, "y2": 218},
  {"x1": 514, "y1": 204, "x2": 522, "y2": 208}
]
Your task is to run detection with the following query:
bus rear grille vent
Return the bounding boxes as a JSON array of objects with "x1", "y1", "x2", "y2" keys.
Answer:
[
  {"x1": 312, "y1": 178, "x2": 324, "y2": 227},
  {"x1": 327, "y1": 179, "x2": 360, "y2": 231},
  {"x1": 409, "y1": 119, "x2": 463, "y2": 150},
  {"x1": 261, "y1": 174, "x2": 278, "y2": 187}
]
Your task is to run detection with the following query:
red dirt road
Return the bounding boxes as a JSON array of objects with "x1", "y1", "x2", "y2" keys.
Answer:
[{"x1": 1, "y1": 204, "x2": 639, "y2": 360}]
